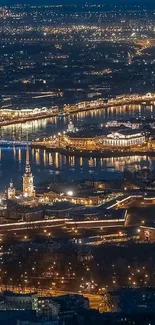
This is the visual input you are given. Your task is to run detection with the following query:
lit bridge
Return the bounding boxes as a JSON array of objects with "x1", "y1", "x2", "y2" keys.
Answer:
[{"x1": 0, "y1": 140, "x2": 32, "y2": 147}]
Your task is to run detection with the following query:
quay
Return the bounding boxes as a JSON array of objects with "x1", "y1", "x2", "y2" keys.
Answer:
[
  {"x1": 31, "y1": 124, "x2": 155, "y2": 158},
  {"x1": 1, "y1": 92, "x2": 155, "y2": 127}
]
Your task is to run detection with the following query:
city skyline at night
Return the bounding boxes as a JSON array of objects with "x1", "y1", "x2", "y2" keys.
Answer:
[{"x1": 1, "y1": 1, "x2": 155, "y2": 324}]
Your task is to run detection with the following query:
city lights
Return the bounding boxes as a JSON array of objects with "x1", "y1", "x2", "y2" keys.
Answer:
[{"x1": 0, "y1": 3, "x2": 155, "y2": 323}]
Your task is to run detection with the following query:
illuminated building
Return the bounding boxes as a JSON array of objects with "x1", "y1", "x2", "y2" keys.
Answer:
[
  {"x1": 7, "y1": 180, "x2": 15, "y2": 200},
  {"x1": 105, "y1": 121, "x2": 140, "y2": 129},
  {"x1": 140, "y1": 222, "x2": 155, "y2": 242},
  {"x1": 23, "y1": 138, "x2": 35, "y2": 198},
  {"x1": 55, "y1": 129, "x2": 145, "y2": 150},
  {"x1": 63, "y1": 135, "x2": 96, "y2": 150},
  {"x1": 67, "y1": 120, "x2": 78, "y2": 133},
  {"x1": 102, "y1": 130, "x2": 145, "y2": 147},
  {"x1": 0, "y1": 107, "x2": 48, "y2": 119},
  {"x1": 39, "y1": 190, "x2": 106, "y2": 206},
  {"x1": 67, "y1": 120, "x2": 76, "y2": 133},
  {"x1": 0, "y1": 193, "x2": 7, "y2": 218},
  {"x1": 1, "y1": 291, "x2": 38, "y2": 311}
]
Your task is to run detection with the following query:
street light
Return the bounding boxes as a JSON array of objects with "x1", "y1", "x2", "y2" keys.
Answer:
[{"x1": 67, "y1": 191, "x2": 73, "y2": 196}]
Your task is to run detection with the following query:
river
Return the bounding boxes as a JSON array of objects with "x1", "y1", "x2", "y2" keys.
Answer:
[{"x1": 0, "y1": 103, "x2": 155, "y2": 190}]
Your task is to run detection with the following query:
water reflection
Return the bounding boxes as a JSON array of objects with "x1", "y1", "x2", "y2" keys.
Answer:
[
  {"x1": 1, "y1": 103, "x2": 155, "y2": 141},
  {"x1": 0, "y1": 147, "x2": 150, "y2": 171},
  {"x1": 0, "y1": 103, "x2": 155, "y2": 189},
  {"x1": 0, "y1": 146, "x2": 154, "y2": 190}
]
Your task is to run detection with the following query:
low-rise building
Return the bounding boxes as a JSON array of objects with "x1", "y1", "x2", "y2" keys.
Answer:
[
  {"x1": 105, "y1": 287, "x2": 155, "y2": 313},
  {"x1": 7, "y1": 202, "x2": 44, "y2": 222},
  {"x1": 0, "y1": 291, "x2": 38, "y2": 311},
  {"x1": 52, "y1": 294, "x2": 89, "y2": 311},
  {"x1": 66, "y1": 208, "x2": 126, "y2": 229},
  {"x1": 56, "y1": 128, "x2": 145, "y2": 150},
  {"x1": 102, "y1": 129, "x2": 145, "y2": 147},
  {"x1": 140, "y1": 222, "x2": 155, "y2": 242}
]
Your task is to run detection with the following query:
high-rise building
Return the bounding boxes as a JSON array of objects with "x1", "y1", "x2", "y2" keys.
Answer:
[
  {"x1": 23, "y1": 136, "x2": 35, "y2": 198},
  {"x1": 7, "y1": 180, "x2": 15, "y2": 200}
]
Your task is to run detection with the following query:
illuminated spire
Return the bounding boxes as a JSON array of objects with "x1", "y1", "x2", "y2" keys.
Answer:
[
  {"x1": 22, "y1": 133, "x2": 35, "y2": 198},
  {"x1": 25, "y1": 133, "x2": 30, "y2": 173},
  {"x1": 26, "y1": 133, "x2": 29, "y2": 165}
]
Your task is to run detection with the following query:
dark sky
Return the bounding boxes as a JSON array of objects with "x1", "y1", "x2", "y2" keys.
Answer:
[
  {"x1": 1, "y1": 0, "x2": 155, "y2": 4},
  {"x1": 1, "y1": 0, "x2": 155, "y2": 6}
]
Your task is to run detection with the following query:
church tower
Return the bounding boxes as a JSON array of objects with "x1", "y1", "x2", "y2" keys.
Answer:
[
  {"x1": 23, "y1": 135, "x2": 35, "y2": 198},
  {"x1": 8, "y1": 180, "x2": 15, "y2": 200}
]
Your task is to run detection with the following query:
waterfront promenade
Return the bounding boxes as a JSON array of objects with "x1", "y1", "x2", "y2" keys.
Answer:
[{"x1": 1, "y1": 92, "x2": 155, "y2": 127}]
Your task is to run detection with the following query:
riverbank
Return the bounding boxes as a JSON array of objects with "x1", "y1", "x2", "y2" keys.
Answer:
[
  {"x1": 0, "y1": 112, "x2": 58, "y2": 127},
  {"x1": 32, "y1": 144, "x2": 155, "y2": 158},
  {"x1": 1, "y1": 95, "x2": 155, "y2": 127}
]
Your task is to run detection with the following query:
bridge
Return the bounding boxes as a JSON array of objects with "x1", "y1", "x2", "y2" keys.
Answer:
[{"x1": 0, "y1": 140, "x2": 32, "y2": 147}]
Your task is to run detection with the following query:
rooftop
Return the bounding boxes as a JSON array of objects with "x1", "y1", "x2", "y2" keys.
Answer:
[
  {"x1": 3, "y1": 291, "x2": 37, "y2": 298},
  {"x1": 140, "y1": 222, "x2": 155, "y2": 229},
  {"x1": 67, "y1": 127, "x2": 143, "y2": 139},
  {"x1": 69, "y1": 206, "x2": 126, "y2": 221}
]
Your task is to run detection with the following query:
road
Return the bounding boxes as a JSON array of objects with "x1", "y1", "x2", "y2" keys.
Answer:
[{"x1": 0, "y1": 285, "x2": 104, "y2": 311}]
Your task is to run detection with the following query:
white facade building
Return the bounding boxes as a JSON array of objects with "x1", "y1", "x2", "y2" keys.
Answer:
[{"x1": 102, "y1": 131, "x2": 145, "y2": 147}]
